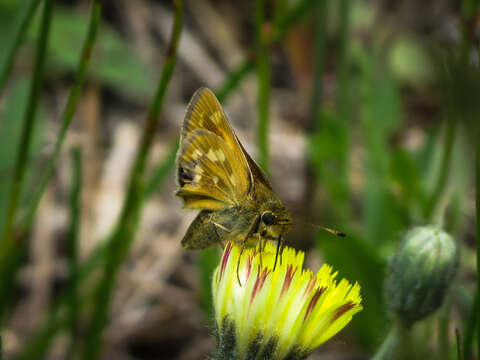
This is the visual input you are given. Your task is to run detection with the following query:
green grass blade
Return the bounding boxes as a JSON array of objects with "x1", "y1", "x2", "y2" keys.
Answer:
[
  {"x1": 66, "y1": 147, "x2": 82, "y2": 360},
  {"x1": 254, "y1": 0, "x2": 271, "y2": 173},
  {"x1": 20, "y1": 0, "x2": 101, "y2": 234},
  {"x1": 216, "y1": 59, "x2": 255, "y2": 104},
  {"x1": 476, "y1": 134, "x2": 480, "y2": 359},
  {"x1": 463, "y1": 292, "x2": 478, "y2": 360},
  {"x1": 0, "y1": 0, "x2": 54, "y2": 322},
  {"x1": 0, "y1": 0, "x2": 42, "y2": 95},
  {"x1": 423, "y1": 119, "x2": 456, "y2": 221},
  {"x1": 455, "y1": 328, "x2": 464, "y2": 360},
  {"x1": 80, "y1": 2, "x2": 183, "y2": 358}
]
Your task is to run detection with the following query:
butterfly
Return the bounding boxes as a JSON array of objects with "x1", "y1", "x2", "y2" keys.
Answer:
[{"x1": 175, "y1": 87, "x2": 292, "y2": 258}]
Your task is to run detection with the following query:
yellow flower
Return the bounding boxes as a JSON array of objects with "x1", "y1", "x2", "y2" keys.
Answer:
[{"x1": 212, "y1": 241, "x2": 363, "y2": 359}]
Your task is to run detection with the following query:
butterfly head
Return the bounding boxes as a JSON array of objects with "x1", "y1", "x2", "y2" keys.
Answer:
[{"x1": 258, "y1": 200, "x2": 292, "y2": 239}]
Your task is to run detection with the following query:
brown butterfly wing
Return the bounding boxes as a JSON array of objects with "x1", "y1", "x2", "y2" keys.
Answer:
[{"x1": 176, "y1": 129, "x2": 251, "y2": 210}]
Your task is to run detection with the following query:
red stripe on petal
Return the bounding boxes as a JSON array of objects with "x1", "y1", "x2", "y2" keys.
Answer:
[
  {"x1": 304, "y1": 287, "x2": 326, "y2": 321},
  {"x1": 280, "y1": 265, "x2": 297, "y2": 298},
  {"x1": 304, "y1": 276, "x2": 317, "y2": 297},
  {"x1": 220, "y1": 242, "x2": 233, "y2": 280},
  {"x1": 250, "y1": 266, "x2": 270, "y2": 305},
  {"x1": 329, "y1": 301, "x2": 356, "y2": 324}
]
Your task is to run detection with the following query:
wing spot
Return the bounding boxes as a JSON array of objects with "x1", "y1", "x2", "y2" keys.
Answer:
[
  {"x1": 194, "y1": 164, "x2": 204, "y2": 173},
  {"x1": 213, "y1": 176, "x2": 219, "y2": 184},
  {"x1": 207, "y1": 148, "x2": 218, "y2": 162},
  {"x1": 212, "y1": 111, "x2": 223, "y2": 124},
  {"x1": 194, "y1": 174, "x2": 202, "y2": 182},
  {"x1": 229, "y1": 173, "x2": 236, "y2": 186},
  {"x1": 215, "y1": 149, "x2": 226, "y2": 162},
  {"x1": 192, "y1": 149, "x2": 202, "y2": 160}
]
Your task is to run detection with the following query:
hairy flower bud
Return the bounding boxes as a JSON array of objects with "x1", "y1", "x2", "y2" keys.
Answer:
[{"x1": 385, "y1": 226, "x2": 458, "y2": 325}]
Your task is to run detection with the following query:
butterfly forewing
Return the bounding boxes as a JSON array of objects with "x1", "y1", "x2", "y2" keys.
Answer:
[
  {"x1": 176, "y1": 129, "x2": 251, "y2": 209},
  {"x1": 182, "y1": 88, "x2": 253, "y2": 177}
]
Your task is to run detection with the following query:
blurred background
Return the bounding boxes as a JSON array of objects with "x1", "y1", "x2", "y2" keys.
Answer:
[{"x1": 0, "y1": 0, "x2": 479, "y2": 359}]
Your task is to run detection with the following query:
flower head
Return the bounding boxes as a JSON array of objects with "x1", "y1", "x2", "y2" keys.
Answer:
[{"x1": 212, "y1": 241, "x2": 362, "y2": 359}]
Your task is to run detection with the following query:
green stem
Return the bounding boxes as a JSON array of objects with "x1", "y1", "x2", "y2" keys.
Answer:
[
  {"x1": 20, "y1": 0, "x2": 101, "y2": 234},
  {"x1": 337, "y1": 0, "x2": 351, "y2": 119},
  {"x1": 423, "y1": 118, "x2": 456, "y2": 221},
  {"x1": 372, "y1": 318, "x2": 411, "y2": 360},
  {"x1": 455, "y1": 328, "x2": 464, "y2": 360},
  {"x1": 438, "y1": 300, "x2": 451, "y2": 360},
  {"x1": 80, "y1": 2, "x2": 183, "y2": 358},
  {"x1": 273, "y1": 0, "x2": 317, "y2": 41},
  {"x1": 66, "y1": 148, "x2": 82, "y2": 360},
  {"x1": 254, "y1": 0, "x2": 271, "y2": 173},
  {"x1": 0, "y1": 0, "x2": 42, "y2": 95},
  {"x1": 311, "y1": 0, "x2": 328, "y2": 131},
  {"x1": 0, "y1": 0, "x2": 54, "y2": 322},
  {"x1": 216, "y1": 59, "x2": 255, "y2": 104},
  {"x1": 476, "y1": 131, "x2": 480, "y2": 359}
]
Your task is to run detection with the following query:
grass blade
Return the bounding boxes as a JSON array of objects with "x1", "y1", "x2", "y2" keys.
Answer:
[
  {"x1": 254, "y1": 0, "x2": 271, "y2": 173},
  {"x1": 0, "y1": 0, "x2": 54, "y2": 322},
  {"x1": 20, "y1": 0, "x2": 101, "y2": 233},
  {"x1": 66, "y1": 147, "x2": 82, "y2": 360}
]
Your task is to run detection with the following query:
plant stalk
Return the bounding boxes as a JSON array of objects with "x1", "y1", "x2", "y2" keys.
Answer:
[
  {"x1": 0, "y1": 0, "x2": 54, "y2": 322},
  {"x1": 254, "y1": 0, "x2": 271, "y2": 173},
  {"x1": 20, "y1": 0, "x2": 101, "y2": 234},
  {"x1": 66, "y1": 148, "x2": 82, "y2": 360}
]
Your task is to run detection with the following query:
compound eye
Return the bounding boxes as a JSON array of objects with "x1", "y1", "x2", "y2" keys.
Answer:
[{"x1": 261, "y1": 212, "x2": 275, "y2": 226}]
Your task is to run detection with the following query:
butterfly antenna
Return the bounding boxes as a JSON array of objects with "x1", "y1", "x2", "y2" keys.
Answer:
[
  {"x1": 302, "y1": 221, "x2": 346, "y2": 237},
  {"x1": 320, "y1": 226, "x2": 346, "y2": 237}
]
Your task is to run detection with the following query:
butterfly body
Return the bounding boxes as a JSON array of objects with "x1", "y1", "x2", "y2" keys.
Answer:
[{"x1": 176, "y1": 88, "x2": 292, "y2": 250}]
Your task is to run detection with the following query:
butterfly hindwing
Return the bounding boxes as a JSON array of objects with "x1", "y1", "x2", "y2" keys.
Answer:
[{"x1": 176, "y1": 129, "x2": 251, "y2": 210}]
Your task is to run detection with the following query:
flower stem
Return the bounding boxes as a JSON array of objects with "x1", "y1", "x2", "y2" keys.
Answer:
[{"x1": 372, "y1": 317, "x2": 410, "y2": 360}]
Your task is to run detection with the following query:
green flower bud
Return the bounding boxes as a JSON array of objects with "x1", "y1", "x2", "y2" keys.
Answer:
[{"x1": 385, "y1": 226, "x2": 458, "y2": 325}]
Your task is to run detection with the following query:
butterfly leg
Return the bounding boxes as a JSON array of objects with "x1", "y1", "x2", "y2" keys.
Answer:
[
  {"x1": 236, "y1": 214, "x2": 261, "y2": 285},
  {"x1": 273, "y1": 235, "x2": 283, "y2": 271}
]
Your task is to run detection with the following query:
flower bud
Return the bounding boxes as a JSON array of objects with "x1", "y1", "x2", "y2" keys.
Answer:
[{"x1": 385, "y1": 226, "x2": 458, "y2": 325}]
